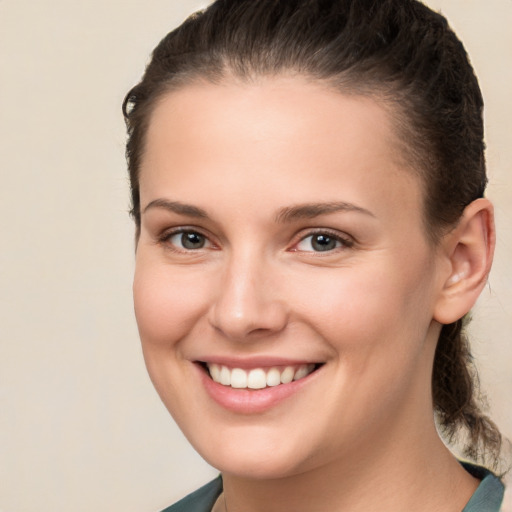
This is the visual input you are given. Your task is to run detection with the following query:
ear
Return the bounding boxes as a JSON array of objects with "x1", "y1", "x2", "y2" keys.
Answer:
[{"x1": 433, "y1": 198, "x2": 495, "y2": 325}]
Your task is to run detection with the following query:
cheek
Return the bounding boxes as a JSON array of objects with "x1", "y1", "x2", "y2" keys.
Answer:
[
  {"x1": 132, "y1": 256, "x2": 210, "y2": 348},
  {"x1": 285, "y1": 262, "x2": 436, "y2": 441},
  {"x1": 132, "y1": 257, "x2": 214, "y2": 419},
  {"x1": 285, "y1": 252, "x2": 437, "y2": 363},
  {"x1": 246, "y1": 265, "x2": 435, "y2": 472}
]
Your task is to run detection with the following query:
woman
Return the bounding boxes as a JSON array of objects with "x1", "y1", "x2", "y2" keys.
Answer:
[{"x1": 123, "y1": 0, "x2": 506, "y2": 510}]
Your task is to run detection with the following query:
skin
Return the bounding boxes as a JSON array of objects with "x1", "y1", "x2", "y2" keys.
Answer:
[{"x1": 134, "y1": 76, "x2": 494, "y2": 511}]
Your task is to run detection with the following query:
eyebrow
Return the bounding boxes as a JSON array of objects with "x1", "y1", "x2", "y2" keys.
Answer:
[
  {"x1": 143, "y1": 199, "x2": 208, "y2": 218},
  {"x1": 143, "y1": 198, "x2": 374, "y2": 222},
  {"x1": 275, "y1": 202, "x2": 375, "y2": 223}
]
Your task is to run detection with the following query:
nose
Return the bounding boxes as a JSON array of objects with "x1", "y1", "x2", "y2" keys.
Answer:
[{"x1": 208, "y1": 252, "x2": 288, "y2": 341}]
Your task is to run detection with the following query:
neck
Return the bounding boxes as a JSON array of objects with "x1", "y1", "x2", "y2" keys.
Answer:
[{"x1": 220, "y1": 417, "x2": 478, "y2": 512}]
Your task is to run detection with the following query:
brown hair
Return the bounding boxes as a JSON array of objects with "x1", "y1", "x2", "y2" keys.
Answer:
[{"x1": 123, "y1": 0, "x2": 502, "y2": 468}]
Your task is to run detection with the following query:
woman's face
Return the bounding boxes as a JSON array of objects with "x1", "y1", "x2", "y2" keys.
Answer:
[{"x1": 134, "y1": 77, "x2": 446, "y2": 478}]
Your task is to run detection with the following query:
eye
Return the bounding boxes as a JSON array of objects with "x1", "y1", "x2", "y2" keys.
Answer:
[
  {"x1": 294, "y1": 232, "x2": 352, "y2": 252},
  {"x1": 165, "y1": 230, "x2": 212, "y2": 250}
]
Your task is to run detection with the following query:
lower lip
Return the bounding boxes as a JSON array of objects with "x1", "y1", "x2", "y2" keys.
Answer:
[{"x1": 198, "y1": 365, "x2": 319, "y2": 414}]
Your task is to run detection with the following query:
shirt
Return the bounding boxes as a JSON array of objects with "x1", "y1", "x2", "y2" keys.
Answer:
[{"x1": 162, "y1": 463, "x2": 505, "y2": 512}]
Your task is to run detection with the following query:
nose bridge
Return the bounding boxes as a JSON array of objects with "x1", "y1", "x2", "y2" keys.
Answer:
[{"x1": 209, "y1": 245, "x2": 287, "y2": 340}]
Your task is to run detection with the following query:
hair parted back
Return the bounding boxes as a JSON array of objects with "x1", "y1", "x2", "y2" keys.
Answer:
[{"x1": 123, "y1": 0, "x2": 503, "y2": 468}]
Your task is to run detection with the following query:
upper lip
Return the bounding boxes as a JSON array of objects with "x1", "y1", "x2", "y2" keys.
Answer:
[{"x1": 195, "y1": 355, "x2": 322, "y2": 369}]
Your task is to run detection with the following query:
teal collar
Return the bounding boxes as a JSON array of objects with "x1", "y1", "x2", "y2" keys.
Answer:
[
  {"x1": 163, "y1": 463, "x2": 505, "y2": 512},
  {"x1": 461, "y1": 462, "x2": 505, "y2": 512}
]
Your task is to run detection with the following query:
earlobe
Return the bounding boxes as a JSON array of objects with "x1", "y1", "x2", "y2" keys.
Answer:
[{"x1": 433, "y1": 198, "x2": 495, "y2": 325}]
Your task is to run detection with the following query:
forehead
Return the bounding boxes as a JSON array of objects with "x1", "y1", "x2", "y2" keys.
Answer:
[
  {"x1": 144, "y1": 76, "x2": 398, "y2": 162},
  {"x1": 140, "y1": 76, "x2": 423, "y2": 227}
]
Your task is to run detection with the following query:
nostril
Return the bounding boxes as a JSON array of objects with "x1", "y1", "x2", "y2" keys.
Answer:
[{"x1": 208, "y1": 299, "x2": 289, "y2": 341}]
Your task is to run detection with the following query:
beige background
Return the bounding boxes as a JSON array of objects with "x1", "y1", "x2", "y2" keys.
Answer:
[{"x1": 0, "y1": 1, "x2": 510, "y2": 511}]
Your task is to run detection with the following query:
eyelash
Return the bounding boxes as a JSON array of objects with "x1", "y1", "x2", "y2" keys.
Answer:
[
  {"x1": 157, "y1": 228, "x2": 215, "y2": 253},
  {"x1": 291, "y1": 229, "x2": 354, "y2": 253},
  {"x1": 157, "y1": 227, "x2": 354, "y2": 254}
]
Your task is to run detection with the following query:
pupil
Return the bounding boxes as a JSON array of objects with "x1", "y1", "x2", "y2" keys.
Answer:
[
  {"x1": 312, "y1": 234, "x2": 335, "y2": 252},
  {"x1": 182, "y1": 232, "x2": 204, "y2": 249}
]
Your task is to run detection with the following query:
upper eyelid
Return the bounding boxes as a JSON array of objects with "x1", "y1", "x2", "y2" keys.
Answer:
[
  {"x1": 159, "y1": 225, "x2": 210, "y2": 238},
  {"x1": 156, "y1": 225, "x2": 354, "y2": 249},
  {"x1": 157, "y1": 226, "x2": 215, "y2": 247},
  {"x1": 292, "y1": 227, "x2": 354, "y2": 243},
  {"x1": 289, "y1": 228, "x2": 355, "y2": 252}
]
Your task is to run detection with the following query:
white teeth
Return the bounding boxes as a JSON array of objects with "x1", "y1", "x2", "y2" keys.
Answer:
[
  {"x1": 209, "y1": 363, "x2": 221, "y2": 382},
  {"x1": 294, "y1": 365, "x2": 312, "y2": 381},
  {"x1": 266, "y1": 367, "x2": 281, "y2": 387},
  {"x1": 231, "y1": 368, "x2": 247, "y2": 388},
  {"x1": 247, "y1": 368, "x2": 267, "y2": 389},
  {"x1": 207, "y1": 363, "x2": 317, "y2": 389},
  {"x1": 280, "y1": 366, "x2": 295, "y2": 384},
  {"x1": 220, "y1": 366, "x2": 231, "y2": 386}
]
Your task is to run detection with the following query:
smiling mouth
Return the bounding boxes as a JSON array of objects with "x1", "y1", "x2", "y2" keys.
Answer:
[{"x1": 201, "y1": 363, "x2": 321, "y2": 390}]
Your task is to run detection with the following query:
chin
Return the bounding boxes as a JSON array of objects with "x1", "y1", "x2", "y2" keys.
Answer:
[
  {"x1": 207, "y1": 452, "x2": 307, "y2": 480},
  {"x1": 188, "y1": 425, "x2": 322, "y2": 480}
]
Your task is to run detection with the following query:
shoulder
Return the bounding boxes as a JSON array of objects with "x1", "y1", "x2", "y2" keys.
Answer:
[
  {"x1": 461, "y1": 463, "x2": 505, "y2": 512},
  {"x1": 160, "y1": 476, "x2": 223, "y2": 512}
]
